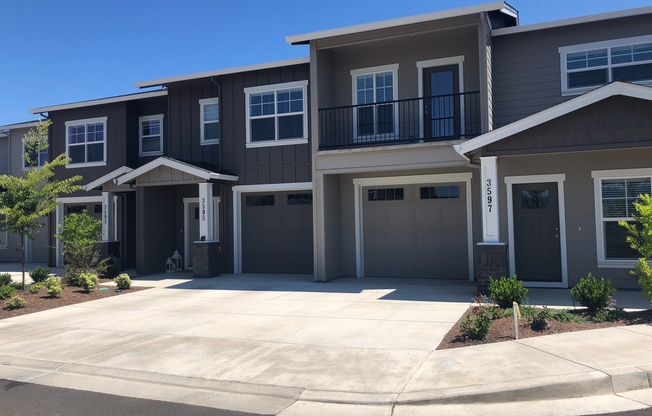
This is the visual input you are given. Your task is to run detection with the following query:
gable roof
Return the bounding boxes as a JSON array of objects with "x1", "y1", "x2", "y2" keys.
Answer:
[
  {"x1": 286, "y1": 1, "x2": 517, "y2": 45},
  {"x1": 116, "y1": 157, "x2": 238, "y2": 185},
  {"x1": 454, "y1": 82, "x2": 652, "y2": 156},
  {"x1": 83, "y1": 166, "x2": 134, "y2": 191}
]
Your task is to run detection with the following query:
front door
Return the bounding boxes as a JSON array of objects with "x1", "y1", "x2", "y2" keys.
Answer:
[
  {"x1": 512, "y1": 183, "x2": 562, "y2": 282},
  {"x1": 423, "y1": 65, "x2": 459, "y2": 140}
]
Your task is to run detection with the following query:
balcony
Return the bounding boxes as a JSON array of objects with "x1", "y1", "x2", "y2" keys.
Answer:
[{"x1": 319, "y1": 92, "x2": 481, "y2": 150}]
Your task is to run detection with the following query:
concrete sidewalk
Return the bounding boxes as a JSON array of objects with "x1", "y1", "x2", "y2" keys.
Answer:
[{"x1": 0, "y1": 273, "x2": 651, "y2": 415}]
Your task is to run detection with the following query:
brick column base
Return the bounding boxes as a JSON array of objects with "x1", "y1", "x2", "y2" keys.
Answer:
[
  {"x1": 192, "y1": 241, "x2": 220, "y2": 278},
  {"x1": 474, "y1": 243, "x2": 509, "y2": 296}
]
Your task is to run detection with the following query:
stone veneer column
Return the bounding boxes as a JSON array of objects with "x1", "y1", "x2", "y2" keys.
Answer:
[
  {"x1": 474, "y1": 243, "x2": 509, "y2": 296},
  {"x1": 193, "y1": 241, "x2": 220, "y2": 278}
]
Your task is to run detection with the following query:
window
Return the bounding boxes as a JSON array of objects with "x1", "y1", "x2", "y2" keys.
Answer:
[
  {"x1": 287, "y1": 194, "x2": 312, "y2": 205},
  {"x1": 368, "y1": 188, "x2": 404, "y2": 201},
  {"x1": 200, "y1": 98, "x2": 219, "y2": 145},
  {"x1": 246, "y1": 195, "x2": 275, "y2": 206},
  {"x1": 23, "y1": 137, "x2": 48, "y2": 169},
  {"x1": 65, "y1": 117, "x2": 107, "y2": 167},
  {"x1": 420, "y1": 185, "x2": 460, "y2": 200},
  {"x1": 592, "y1": 168, "x2": 652, "y2": 266},
  {"x1": 560, "y1": 35, "x2": 652, "y2": 94},
  {"x1": 351, "y1": 64, "x2": 398, "y2": 139},
  {"x1": 139, "y1": 114, "x2": 163, "y2": 156},
  {"x1": 66, "y1": 205, "x2": 86, "y2": 214},
  {"x1": 244, "y1": 80, "x2": 308, "y2": 147}
]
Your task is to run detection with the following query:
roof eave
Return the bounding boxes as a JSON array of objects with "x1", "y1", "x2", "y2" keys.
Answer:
[{"x1": 30, "y1": 90, "x2": 168, "y2": 114}]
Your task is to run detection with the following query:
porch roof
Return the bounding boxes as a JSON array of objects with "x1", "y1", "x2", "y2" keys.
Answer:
[
  {"x1": 115, "y1": 157, "x2": 238, "y2": 186},
  {"x1": 454, "y1": 82, "x2": 652, "y2": 156},
  {"x1": 82, "y1": 166, "x2": 134, "y2": 191}
]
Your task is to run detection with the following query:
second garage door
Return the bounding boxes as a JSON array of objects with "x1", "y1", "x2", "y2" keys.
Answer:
[{"x1": 363, "y1": 182, "x2": 468, "y2": 279}]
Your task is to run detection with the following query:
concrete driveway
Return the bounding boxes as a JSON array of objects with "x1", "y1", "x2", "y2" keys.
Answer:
[{"x1": 0, "y1": 274, "x2": 478, "y2": 414}]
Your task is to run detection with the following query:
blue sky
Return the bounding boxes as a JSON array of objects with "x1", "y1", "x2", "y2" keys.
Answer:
[{"x1": 1, "y1": 0, "x2": 650, "y2": 126}]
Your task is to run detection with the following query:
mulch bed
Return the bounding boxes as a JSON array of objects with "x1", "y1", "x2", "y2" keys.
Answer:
[
  {"x1": 437, "y1": 305, "x2": 652, "y2": 350},
  {"x1": 0, "y1": 279, "x2": 149, "y2": 320}
]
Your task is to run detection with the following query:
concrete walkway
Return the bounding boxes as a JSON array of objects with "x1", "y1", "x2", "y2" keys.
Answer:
[{"x1": 0, "y1": 272, "x2": 651, "y2": 415}]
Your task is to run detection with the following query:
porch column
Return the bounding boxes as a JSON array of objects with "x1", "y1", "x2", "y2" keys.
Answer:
[
  {"x1": 101, "y1": 192, "x2": 116, "y2": 242},
  {"x1": 198, "y1": 182, "x2": 214, "y2": 241}
]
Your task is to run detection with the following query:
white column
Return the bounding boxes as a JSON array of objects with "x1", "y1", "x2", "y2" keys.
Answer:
[
  {"x1": 101, "y1": 192, "x2": 115, "y2": 242},
  {"x1": 198, "y1": 182, "x2": 214, "y2": 241},
  {"x1": 480, "y1": 156, "x2": 500, "y2": 243}
]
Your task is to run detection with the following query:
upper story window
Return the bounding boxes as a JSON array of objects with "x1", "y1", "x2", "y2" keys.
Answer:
[
  {"x1": 139, "y1": 114, "x2": 164, "y2": 156},
  {"x1": 200, "y1": 97, "x2": 219, "y2": 145},
  {"x1": 351, "y1": 64, "x2": 399, "y2": 138},
  {"x1": 244, "y1": 80, "x2": 308, "y2": 148},
  {"x1": 559, "y1": 35, "x2": 652, "y2": 95},
  {"x1": 23, "y1": 137, "x2": 48, "y2": 169},
  {"x1": 65, "y1": 117, "x2": 107, "y2": 168}
]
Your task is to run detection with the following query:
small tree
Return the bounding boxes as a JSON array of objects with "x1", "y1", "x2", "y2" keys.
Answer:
[
  {"x1": 0, "y1": 120, "x2": 81, "y2": 289},
  {"x1": 56, "y1": 211, "x2": 107, "y2": 280},
  {"x1": 619, "y1": 193, "x2": 652, "y2": 303}
]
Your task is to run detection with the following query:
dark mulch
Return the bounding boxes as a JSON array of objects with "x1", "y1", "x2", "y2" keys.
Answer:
[
  {"x1": 437, "y1": 305, "x2": 652, "y2": 350},
  {"x1": 0, "y1": 279, "x2": 150, "y2": 320}
]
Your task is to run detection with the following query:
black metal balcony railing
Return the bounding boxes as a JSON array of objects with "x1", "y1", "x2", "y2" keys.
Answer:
[{"x1": 319, "y1": 92, "x2": 481, "y2": 150}]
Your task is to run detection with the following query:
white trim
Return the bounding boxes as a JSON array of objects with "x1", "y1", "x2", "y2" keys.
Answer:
[
  {"x1": 55, "y1": 196, "x2": 103, "y2": 267},
  {"x1": 183, "y1": 196, "x2": 221, "y2": 269},
  {"x1": 199, "y1": 98, "x2": 219, "y2": 145},
  {"x1": 117, "y1": 157, "x2": 238, "y2": 185},
  {"x1": 82, "y1": 166, "x2": 133, "y2": 191},
  {"x1": 350, "y1": 64, "x2": 399, "y2": 140},
  {"x1": 559, "y1": 35, "x2": 652, "y2": 95},
  {"x1": 591, "y1": 168, "x2": 652, "y2": 268},
  {"x1": 416, "y1": 56, "x2": 465, "y2": 139},
  {"x1": 505, "y1": 174, "x2": 568, "y2": 288},
  {"x1": 244, "y1": 80, "x2": 309, "y2": 147},
  {"x1": 352, "y1": 173, "x2": 474, "y2": 280},
  {"x1": 139, "y1": 114, "x2": 164, "y2": 156},
  {"x1": 0, "y1": 121, "x2": 39, "y2": 130},
  {"x1": 65, "y1": 116, "x2": 108, "y2": 168},
  {"x1": 232, "y1": 182, "x2": 313, "y2": 274},
  {"x1": 480, "y1": 156, "x2": 499, "y2": 242},
  {"x1": 455, "y1": 82, "x2": 652, "y2": 155},
  {"x1": 31, "y1": 91, "x2": 167, "y2": 114},
  {"x1": 136, "y1": 57, "x2": 310, "y2": 88}
]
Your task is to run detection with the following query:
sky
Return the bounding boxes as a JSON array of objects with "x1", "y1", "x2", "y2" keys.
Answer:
[{"x1": 1, "y1": 0, "x2": 651, "y2": 126}]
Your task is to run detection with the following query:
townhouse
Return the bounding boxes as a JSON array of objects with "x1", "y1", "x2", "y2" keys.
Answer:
[{"x1": 17, "y1": 1, "x2": 652, "y2": 289}]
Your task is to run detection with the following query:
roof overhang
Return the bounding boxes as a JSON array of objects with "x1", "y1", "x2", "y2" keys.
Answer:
[
  {"x1": 116, "y1": 157, "x2": 239, "y2": 185},
  {"x1": 83, "y1": 166, "x2": 134, "y2": 191},
  {"x1": 31, "y1": 90, "x2": 167, "y2": 114},
  {"x1": 454, "y1": 82, "x2": 652, "y2": 156},
  {"x1": 0, "y1": 120, "x2": 40, "y2": 130},
  {"x1": 286, "y1": 1, "x2": 515, "y2": 45},
  {"x1": 135, "y1": 57, "x2": 310, "y2": 88}
]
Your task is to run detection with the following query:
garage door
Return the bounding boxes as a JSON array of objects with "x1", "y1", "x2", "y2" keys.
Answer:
[
  {"x1": 241, "y1": 191, "x2": 313, "y2": 274},
  {"x1": 363, "y1": 183, "x2": 468, "y2": 279}
]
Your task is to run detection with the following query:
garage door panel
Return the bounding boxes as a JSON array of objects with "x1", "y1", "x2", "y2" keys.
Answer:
[
  {"x1": 364, "y1": 206, "x2": 389, "y2": 227},
  {"x1": 364, "y1": 229, "x2": 390, "y2": 251},
  {"x1": 442, "y1": 254, "x2": 468, "y2": 278},
  {"x1": 416, "y1": 230, "x2": 443, "y2": 252},
  {"x1": 441, "y1": 205, "x2": 467, "y2": 224},
  {"x1": 415, "y1": 206, "x2": 442, "y2": 227},
  {"x1": 388, "y1": 206, "x2": 413, "y2": 227},
  {"x1": 366, "y1": 253, "x2": 418, "y2": 277},
  {"x1": 387, "y1": 230, "x2": 417, "y2": 251}
]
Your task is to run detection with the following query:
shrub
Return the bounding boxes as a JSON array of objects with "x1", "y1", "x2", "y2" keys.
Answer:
[
  {"x1": 78, "y1": 272, "x2": 99, "y2": 293},
  {"x1": 460, "y1": 295, "x2": 494, "y2": 341},
  {"x1": 5, "y1": 295, "x2": 26, "y2": 310},
  {"x1": 593, "y1": 308, "x2": 625, "y2": 323},
  {"x1": 28, "y1": 282, "x2": 45, "y2": 294},
  {"x1": 0, "y1": 285, "x2": 16, "y2": 300},
  {"x1": 104, "y1": 263, "x2": 121, "y2": 279},
  {"x1": 56, "y1": 211, "x2": 108, "y2": 277},
  {"x1": 619, "y1": 194, "x2": 652, "y2": 303},
  {"x1": 9, "y1": 281, "x2": 23, "y2": 290},
  {"x1": 114, "y1": 273, "x2": 132, "y2": 290},
  {"x1": 551, "y1": 309, "x2": 583, "y2": 323},
  {"x1": 489, "y1": 275, "x2": 528, "y2": 309},
  {"x1": 529, "y1": 306, "x2": 552, "y2": 331},
  {"x1": 0, "y1": 273, "x2": 12, "y2": 287},
  {"x1": 45, "y1": 276, "x2": 63, "y2": 298},
  {"x1": 570, "y1": 273, "x2": 616, "y2": 312},
  {"x1": 29, "y1": 266, "x2": 51, "y2": 283},
  {"x1": 64, "y1": 272, "x2": 82, "y2": 287}
]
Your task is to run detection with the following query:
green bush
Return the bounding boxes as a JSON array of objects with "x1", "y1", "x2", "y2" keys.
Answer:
[
  {"x1": 45, "y1": 276, "x2": 63, "y2": 298},
  {"x1": 8, "y1": 281, "x2": 23, "y2": 290},
  {"x1": 529, "y1": 306, "x2": 552, "y2": 331},
  {"x1": 489, "y1": 275, "x2": 528, "y2": 309},
  {"x1": 114, "y1": 273, "x2": 132, "y2": 290},
  {"x1": 570, "y1": 273, "x2": 616, "y2": 312},
  {"x1": 104, "y1": 263, "x2": 121, "y2": 279},
  {"x1": 28, "y1": 282, "x2": 45, "y2": 295},
  {"x1": 0, "y1": 285, "x2": 16, "y2": 300},
  {"x1": 5, "y1": 295, "x2": 26, "y2": 310},
  {"x1": 64, "y1": 272, "x2": 82, "y2": 287},
  {"x1": 593, "y1": 308, "x2": 625, "y2": 323},
  {"x1": 551, "y1": 309, "x2": 583, "y2": 323},
  {"x1": 29, "y1": 266, "x2": 51, "y2": 283},
  {"x1": 78, "y1": 272, "x2": 99, "y2": 293},
  {"x1": 460, "y1": 295, "x2": 494, "y2": 341},
  {"x1": 619, "y1": 194, "x2": 652, "y2": 303},
  {"x1": 0, "y1": 273, "x2": 12, "y2": 287}
]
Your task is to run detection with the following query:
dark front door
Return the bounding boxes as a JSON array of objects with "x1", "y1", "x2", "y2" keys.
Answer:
[
  {"x1": 512, "y1": 182, "x2": 562, "y2": 282},
  {"x1": 423, "y1": 65, "x2": 459, "y2": 140}
]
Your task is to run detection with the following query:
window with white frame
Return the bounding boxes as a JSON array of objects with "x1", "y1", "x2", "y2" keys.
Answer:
[
  {"x1": 65, "y1": 117, "x2": 107, "y2": 166},
  {"x1": 244, "y1": 80, "x2": 308, "y2": 147},
  {"x1": 139, "y1": 114, "x2": 164, "y2": 156},
  {"x1": 351, "y1": 64, "x2": 398, "y2": 138},
  {"x1": 23, "y1": 136, "x2": 48, "y2": 169},
  {"x1": 559, "y1": 35, "x2": 652, "y2": 94},
  {"x1": 593, "y1": 169, "x2": 652, "y2": 265},
  {"x1": 200, "y1": 98, "x2": 219, "y2": 145}
]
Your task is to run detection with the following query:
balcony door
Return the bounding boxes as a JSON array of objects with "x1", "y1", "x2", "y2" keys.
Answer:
[{"x1": 422, "y1": 65, "x2": 460, "y2": 140}]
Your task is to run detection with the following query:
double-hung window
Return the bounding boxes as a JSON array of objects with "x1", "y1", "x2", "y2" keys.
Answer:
[
  {"x1": 592, "y1": 168, "x2": 652, "y2": 266},
  {"x1": 244, "y1": 80, "x2": 308, "y2": 148},
  {"x1": 65, "y1": 117, "x2": 107, "y2": 167},
  {"x1": 139, "y1": 114, "x2": 164, "y2": 156},
  {"x1": 560, "y1": 35, "x2": 652, "y2": 95},
  {"x1": 200, "y1": 98, "x2": 220, "y2": 145},
  {"x1": 351, "y1": 64, "x2": 398, "y2": 139},
  {"x1": 23, "y1": 136, "x2": 48, "y2": 169}
]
